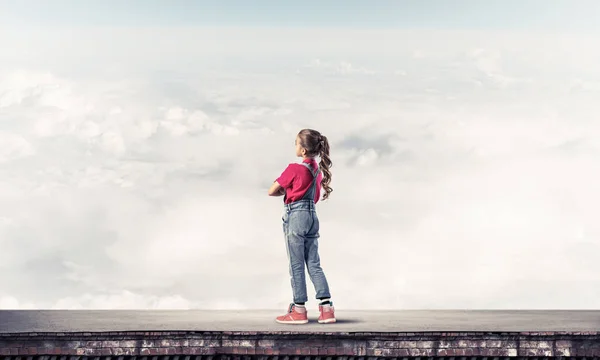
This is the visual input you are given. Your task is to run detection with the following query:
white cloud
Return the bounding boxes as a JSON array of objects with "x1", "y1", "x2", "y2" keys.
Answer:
[
  {"x1": 0, "y1": 296, "x2": 36, "y2": 310},
  {"x1": 0, "y1": 132, "x2": 35, "y2": 162},
  {"x1": 300, "y1": 58, "x2": 376, "y2": 75},
  {"x1": 0, "y1": 25, "x2": 599, "y2": 310}
]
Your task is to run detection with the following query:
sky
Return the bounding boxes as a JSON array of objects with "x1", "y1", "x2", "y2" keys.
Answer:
[
  {"x1": 1, "y1": 0, "x2": 600, "y2": 30},
  {"x1": 1, "y1": 1, "x2": 600, "y2": 311}
]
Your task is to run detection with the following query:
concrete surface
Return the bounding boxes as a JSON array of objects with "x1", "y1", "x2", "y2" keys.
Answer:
[{"x1": 1, "y1": 310, "x2": 599, "y2": 333}]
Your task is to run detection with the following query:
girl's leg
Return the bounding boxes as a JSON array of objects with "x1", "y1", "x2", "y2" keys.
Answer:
[
  {"x1": 283, "y1": 213, "x2": 309, "y2": 304},
  {"x1": 304, "y1": 213, "x2": 331, "y2": 300},
  {"x1": 305, "y1": 235, "x2": 331, "y2": 300}
]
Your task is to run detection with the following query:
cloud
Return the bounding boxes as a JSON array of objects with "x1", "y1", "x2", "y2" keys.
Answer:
[
  {"x1": 0, "y1": 296, "x2": 36, "y2": 310},
  {"x1": 1, "y1": 26, "x2": 599, "y2": 310},
  {"x1": 299, "y1": 59, "x2": 376, "y2": 75}
]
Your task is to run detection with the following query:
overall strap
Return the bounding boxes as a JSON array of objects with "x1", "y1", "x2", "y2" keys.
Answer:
[{"x1": 300, "y1": 162, "x2": 320, "y2": 202}]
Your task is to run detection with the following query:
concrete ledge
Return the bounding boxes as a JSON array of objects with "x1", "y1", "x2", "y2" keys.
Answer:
[
  {"x1": 1, "y1": 331, "x2": 600, "y2": 357},
  {"x1": 1, "y1": 311, "x2": 599, "y2": 358},
  {"x1": 3, "y1": 310, "x2": 600, "y2": 333}
]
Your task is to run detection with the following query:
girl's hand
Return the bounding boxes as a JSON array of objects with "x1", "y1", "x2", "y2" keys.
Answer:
[{"x1": 268, "y1": 181, "x2": 285, "y2": 196}]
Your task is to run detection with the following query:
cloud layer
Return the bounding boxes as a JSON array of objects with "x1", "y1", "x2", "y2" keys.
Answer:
[{"x1": 1, "y1": 26, "x2": 599, "y2": 310}]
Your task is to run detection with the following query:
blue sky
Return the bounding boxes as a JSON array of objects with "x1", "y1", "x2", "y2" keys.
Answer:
[{"x1": 1, "y1": 0, "x2": 599, "y2": 30}]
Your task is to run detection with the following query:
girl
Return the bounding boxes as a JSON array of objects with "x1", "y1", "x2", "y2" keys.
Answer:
[{"x1": 268, "y1": 128, "x2": 336, "y2": 324}]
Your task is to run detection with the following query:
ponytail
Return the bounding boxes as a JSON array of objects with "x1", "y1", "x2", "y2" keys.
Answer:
[{"x1": 319, "y1": 135, "x2": 333, "y2": 200}]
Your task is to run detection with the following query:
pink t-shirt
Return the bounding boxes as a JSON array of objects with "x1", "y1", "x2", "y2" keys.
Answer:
[{"x1": 276, "y1": 158, "x2": 322, "y2": 204}]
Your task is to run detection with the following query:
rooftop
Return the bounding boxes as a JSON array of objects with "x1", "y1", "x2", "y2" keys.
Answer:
[{"x1": 2, "y1": 310, "x2": 599, "y2": 333}]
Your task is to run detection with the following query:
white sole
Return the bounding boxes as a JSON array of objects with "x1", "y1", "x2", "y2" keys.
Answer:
[
  {"x1": 275, "y1": 319, "x2": 309, "y2": 324},
  {"x1": 318, "y1": 318, "x2": 337, "y2": 324}
]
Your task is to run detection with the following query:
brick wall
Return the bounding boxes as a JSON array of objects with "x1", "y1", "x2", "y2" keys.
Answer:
[{"x1": 1, "y1": 331, "x2": 599, "y2": 358}]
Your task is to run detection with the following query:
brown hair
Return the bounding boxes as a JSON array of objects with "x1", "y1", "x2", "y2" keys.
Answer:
[{"x1": 297, "y1": 129, "x2": 333, "y2": 200}]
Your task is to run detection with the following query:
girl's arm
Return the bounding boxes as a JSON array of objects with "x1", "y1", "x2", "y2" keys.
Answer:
[{"x1": 268, "y1": 181, "x2": 285, "y2": 196}]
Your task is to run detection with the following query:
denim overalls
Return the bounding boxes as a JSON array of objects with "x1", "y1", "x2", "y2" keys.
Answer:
[{"x1": 282, "y1": 162, "x2": 331, "y2": 304}]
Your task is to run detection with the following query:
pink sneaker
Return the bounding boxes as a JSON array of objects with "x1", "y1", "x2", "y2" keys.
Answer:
[
  {"x1": 275, "y1": 303, "x2": 309, "y2": 324},
  {"x1": 318, "y1": 302, "x2": 336, "y2": 324}
]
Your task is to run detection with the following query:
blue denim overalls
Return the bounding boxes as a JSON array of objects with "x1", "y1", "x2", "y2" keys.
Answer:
[{"x1": 282, "y1": 162, "x2": 331, "y2": 304}]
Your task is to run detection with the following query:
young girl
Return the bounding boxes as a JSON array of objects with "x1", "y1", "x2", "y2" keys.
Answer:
[{"x1": 268, "y1": 129, "x2": 336, "y2": 324}]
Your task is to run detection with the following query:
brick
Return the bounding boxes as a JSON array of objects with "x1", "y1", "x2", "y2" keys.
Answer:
[
  {"x1": 555, "y1": 347, "x2": 571, "y2": 357},
  {"x1": 235, "y1": 347, "x2": 248, "y2": 355},
  {"x1": 518, "y1": 348, "x2": 554, "y2": 356},
  {"x1": 258, "y1": 340, "x2": 275, "y2": 348},
  {"x1": 402, "y1": 341, "x2": 418, "y2": 348},
  {"x1": 64, "y1": 341, "x2": 83, "y2": 348},
  {"x1": 335, "y1": 347, "x2": 346, "y2": 355},
  {"x1": 394, "y1": 349, "x2": 409, "y2": 357},
  {"x1": 357, "y1": 346, "x2": 367, "y2": 356},
  {"x1": 4, "y1": 342, "x2": 20, "y2": 349},
  {"x1": 556, "y1": 340, "x2": 573, "y2": 348},
  {"x1": 141, "y1": 340, "x2": 156, "y2": 348},
  {"x1": 240, "y1": 339, "x2": 255, "y2": 347},
  {"x1": 198, "y1": 347, "x2": 216, "y2": 355},
  {"x1": 438, "y1": 340, "x2": 451, "y2": 348},
  {"x1": 409, "y1": 348, "x2": 434, "y2": 356},
  {"x1": 187, "y1": 339, "x2": 203, "y2": 347},
  {"x1": 537, "y1": 341, "x2": 553, "y2": 349},
  {"x1": 204, "y1": 339, "x2": 220, "y2": 347},
  {"x1": 377, "y1": 349, "x2": 393, "y2": 357},
  {"x1": 454, "y1": 348, "x2": 466, "y2": 356},
  {"x1": 479, "y1": 347, "x2": 494, "y2": 356},
  {"x1": 83, "y1": 348, "x2": 103, "y2": 356},
  {"x1": 520, "y1": 340, "x2": 550, "y2": 349},
  {"x1": 445, "y1": 348, "x2": 456, "y2": 356},
  {"x1": 366, "y1": 341, "x2": 382, "y2": 348},
  {"x1": 480, "y1": 340, "x2": 501, "y2": 348},
  {"x1": 101, "y1": 341, "x2": 121, "y2": 348},
  {"x1": 304, "y1": 340, "x2": 325, "y2": 348},
  {"x1": 366, "y1": 349, "x2": 381, "y2": 356},
  {"x1": 492, "y1": 348, "x2": 516, "y2": 356},
  {"x1": 460, "y1": 340, "x2": 479, "y2": 348},
  {"x1": 416, "y1": 341, "x2": 434, "y2": 348},
  {"x1": 160, "y1": 340, "x2": 187, "y2": 347},
  {"x1": 221, "y1": 340, "x2": 235, "y2": 347}
]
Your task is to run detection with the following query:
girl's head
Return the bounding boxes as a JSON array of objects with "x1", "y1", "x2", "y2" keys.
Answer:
[{"x1": 296, "y1": 129, "x2": 333, "y2": 200}]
